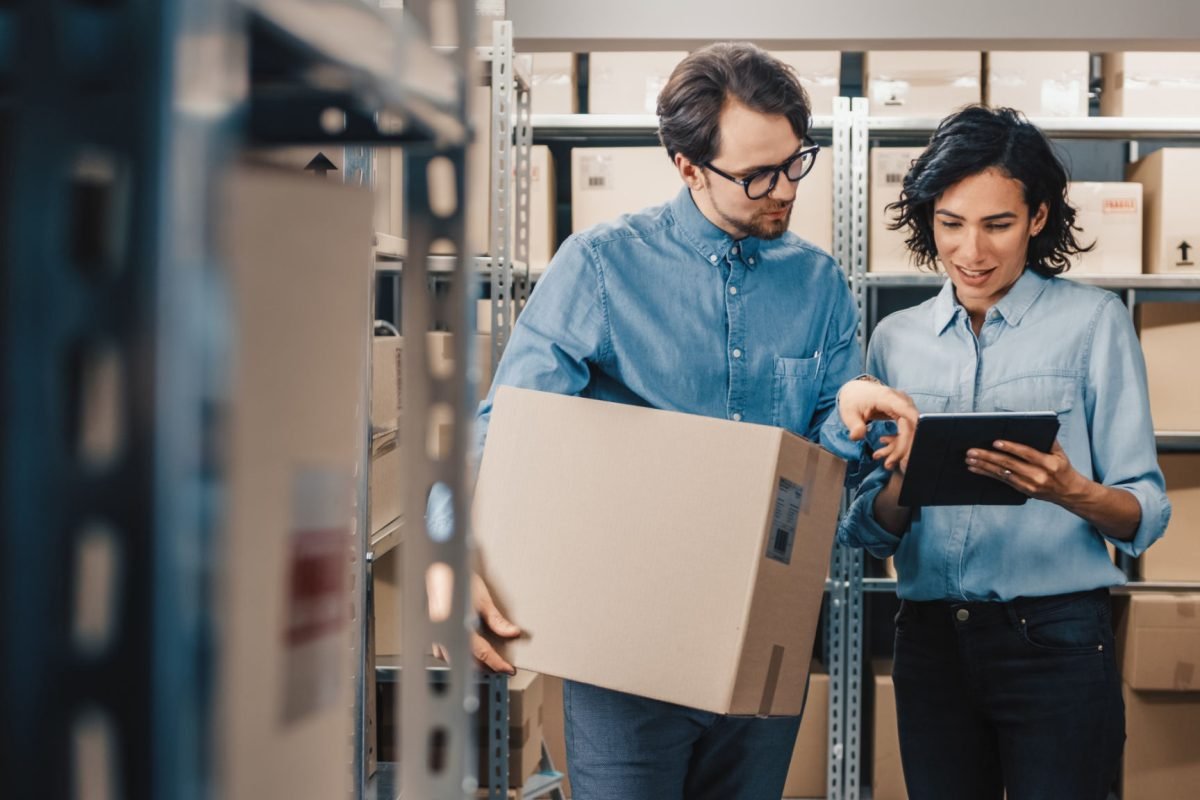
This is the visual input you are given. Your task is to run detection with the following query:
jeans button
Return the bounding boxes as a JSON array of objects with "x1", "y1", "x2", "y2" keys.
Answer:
[{"x1": 955, "y1": 608, "x2": 970, "y2": 622}]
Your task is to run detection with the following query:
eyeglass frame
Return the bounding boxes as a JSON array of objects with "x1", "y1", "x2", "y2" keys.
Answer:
[{"x1": 701, "y1": 137, "x2": 821, "y2": 200}]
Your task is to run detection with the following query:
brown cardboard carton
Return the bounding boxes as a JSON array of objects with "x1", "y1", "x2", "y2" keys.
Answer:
[
  {"x1": 474, "y1": 387, "x2": 844, "y2": 715},
  {"x1": 369, "y1": 431, "x2": 403, "y2": 535},
  {"x1": 869, "y1": 147, "x2": 925, "y2": 273},
  {"x1": 872, "y1": 660, "x2": 908, "y2": 800},
  {"x1": 791, "y1": 149, "x2": 835, "y2": 254},
  {"x1": 1121, "y1": 683, "x2": 1200, "y2": 800},
  {"x1": 515, "y1": 145, "x2": 556, "y2": 269},
  {"x1": 373, "y1": 547, "x2": 404, "y2": 658},
  {"x1": 587, "y1": 52, "x2": 687, "y2": 115},
  {"x1": 1126, "y1": 148, "x2": 1200, "y2": 274},
  {"x1": 985, "y1": 52, "x2": 1089, "y2": 117},
  {"x1": 1137, "y1": 302, "x2": 1200, "y2": 431},
  {"x1": 218, "y1": 164, "x2": 371, "y2": 800},
  {"x1": 1116, "y1": 593, "x2": 1200, "y2": 691},
  {"x1": 781, "y1": 665, "x2": 829, "y2": 799},
  {"x1": 772, "y1": 51, "x2": 842, "y2": 118},
  {"x1": 571, "y1": 146, "x2": 681, "y2": 232},
  {"x1": 865, "y1": 52, "x2": 982, "y2": 118},
  {"x1": 372, "y1": 336, "x2": 403, "y2": 434},
  {"x1": 1102, "y1": 52, "x2": 1200, "y2": 118},
  {"x1": 531, "y1": 53, "x2": 577, "y2": 115},
  {"x1": 1140, "y1": 455, "x2": 1200, "y2": 581},
  {"x1": 1067, "y1": 182, "x2": 1143, "y2": 276}
]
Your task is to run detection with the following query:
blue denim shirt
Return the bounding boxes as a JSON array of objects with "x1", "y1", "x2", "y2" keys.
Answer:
[
  {"x1": 823, "y1": 269, "x2": 1170, "y2": 602},
  {"x1": 432, "y1": 187, "x2": 862, "y2": 533}
]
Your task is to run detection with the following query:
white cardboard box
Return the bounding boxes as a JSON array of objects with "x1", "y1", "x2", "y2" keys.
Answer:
[
  {"x1": 532, "y1": 53, "x2": 577, "y2": 115},
  {"x1": 1102, "y1": 52, "x2": 1200, "y2": 117},
  {"x1": 869, "y1": 147, "x2": 925, "y2": 273},
  {"x1": 866, "y1": 52, "x2": 982, "y2": 118},
  {"x1": 986, "y1": 51, "x2": 1090, "y2": 117},
  {"x1": 1126, "y1": 148, "x2": 1200, "y2": 274},
  {"x1": 587, "y1": 52, "x2": 687, "y2": 115},
  {"x1": 772, "y1": 51, "x2": 842, "y2": 118},
  {"x1": 1067, "y1": 182, "x2": 1143, "y2": 276},
  {"x1": 571, "y1": 146, "x2": 681, "y2": 232}
]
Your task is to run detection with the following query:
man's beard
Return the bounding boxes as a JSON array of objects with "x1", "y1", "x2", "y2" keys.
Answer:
[{"x1": 709, "y1": 187, "x2": 794, "y2": 240}]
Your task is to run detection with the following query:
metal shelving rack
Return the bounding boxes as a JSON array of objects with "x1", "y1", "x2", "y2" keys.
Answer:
[{"x1": 845, "y1": 101, "x2": 1200, "y2": 800}]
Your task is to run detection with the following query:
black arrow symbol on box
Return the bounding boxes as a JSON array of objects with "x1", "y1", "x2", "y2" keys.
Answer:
[
  {"x1": 304, "y1": 152, "x2": 338, "y2": 178},
  {"x1": 1180, "y1": 241, "x2": 1193, "y2": 263}
]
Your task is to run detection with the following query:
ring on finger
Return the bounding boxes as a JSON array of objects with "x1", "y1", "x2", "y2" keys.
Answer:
[{"x1": 1003, "y1": 468, "x2": 1013, "y2": 477}]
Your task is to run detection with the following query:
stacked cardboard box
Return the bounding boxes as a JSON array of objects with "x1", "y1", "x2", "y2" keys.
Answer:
[
  {"x1": 1139, "y1": 455, "x2": 1200, "y2": 582},
  {"x1": 474, "y1": 387, "x2": 843, "y2": 715},
  {"x1": 1136, "y1": 303, "x2": 1200, "y2": 432},
  {"x1": 1067, "y1": 182, "x2": 1143, "y2": 276},
  {"x1": 587, "y1": 52, "x2": 687, "y2": 115},
  {"x1": 985, "y1": 52, "x2": 1090, "y2": 117},
  {"x1": 781, "y1": 665, "x2": 830, "y2": 799},
  {"x1": 772, "y1": 51, "x2": 842, "y2": 118},
  {"x1": 865, "y1": 52, "x2": 982, "y2": 118},
  {"x1": 1102, "y1": 53, "x2": 1200, "y2": 117},
  {"x1": 1126, "y1": 148, "x2": 1200, "y2": 275},
  {"x1": 531, "y1": 53, "x2": 577, "y2": 115},
  {"x1": 869, "y1": 147, "x2": 924, "y2": 273},
  {"x1": 1116, "y1": 594, "x2": 1200, "y2": 799}
]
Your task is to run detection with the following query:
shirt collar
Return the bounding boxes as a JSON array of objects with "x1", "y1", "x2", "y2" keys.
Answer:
[
  {"x1": 932, "y1": 268, "x2": 1051, "y2": 335},
  {"x1": 669, "y1": 187, "x2": 761, "y2": 268}
]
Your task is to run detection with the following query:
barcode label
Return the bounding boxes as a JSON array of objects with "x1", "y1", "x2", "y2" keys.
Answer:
[{"x1": 766, "y1": 477, "x2": 804, "y2": 565}]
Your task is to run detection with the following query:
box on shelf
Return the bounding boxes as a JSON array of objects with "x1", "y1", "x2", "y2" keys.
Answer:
[
  {"x1": 372, "y1": 336, "x2": 403, "y2": 434},
  {"x1": 772, "y1": 51, "x2": 842, "y2": 117},
  {"x1": 1122, "y1": 683, "x2": 1200, "y2": 800},
  {"x1": 531, "y1": 53, "x2": 577, "y2": 115},
  {"x1": 587, "y1": 52, "x2": 687, "y2": 115},
  {"x1": 1139, "y1": 455, "x2": 1200, "y2": 582},
  {"x1": 571, "y1": 146, "x2": 681, "y2": 232},
  {"x1": 865, "y1": 52, "x2": 982, "y2": 118},
  {"x1": 473, "y1": 387, "x2": 844, "y2": 715},
  {"x1": 1126, "y1": 148, "x2": 1200, "y2": 275},
  {"x1": 1136, "y1": 302, "x2": 1200, "y2": 432},
  {"x1": 477, "y1": 670, "x2": 546, "y2": 788},
  {"x1": 1116, "y1": 593, "x2": 1200, "y2": 691},
  {"x1": 1101, "y1": 52, "x2": 1200, "y2": 118},
  {"x1": 518, "y1": 145, "x2": 557, "y2": 269},
  {"x1": 1066, "y1": 182, "x2": 1143, "y2": 276},
  {"x1": 792, "y1": 148, "x2": 835, "y2": 254},
  {"x1": 781, "y1": 664, "x2": 829, "y2": 799},
  {"x1": 369, "y1": 430, "x2": 403, "y2": 536},
  {"x1": 218, "y1": 164, "x2": 371, "y2": 800},
  {"x1": 873, "y1": 660, "x2": 908, "y2": 800},
  {"x1": 985, "y1": 52, "x2": 1090, "y2": 117},
  {"x1": 869, "y1": 147, "x2": 924, "y2": 273},
  {"x1": 372, "y1": 546, "x2": 404, "y2": 657},
  {"x1": 432, "y1": 86, "x2": 493, "y2": 255}
]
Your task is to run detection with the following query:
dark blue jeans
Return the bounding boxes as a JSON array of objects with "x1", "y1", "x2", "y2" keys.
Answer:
[
  {"x1": 562, "y1": 680, "x2": 805, "y2": 800},
  {"x1": 892, "y1": 588, "x2": 1124, "y2": 800}
]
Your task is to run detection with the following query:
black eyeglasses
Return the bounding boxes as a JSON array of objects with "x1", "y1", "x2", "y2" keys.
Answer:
[{"x1": 702, "y1": 138, "x2": 821, "y2": 200}]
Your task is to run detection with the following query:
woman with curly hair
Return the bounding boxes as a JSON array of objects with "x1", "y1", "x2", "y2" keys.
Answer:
[{"x1": 830, "y1": 106, "x2": 1170, "y2": 800}]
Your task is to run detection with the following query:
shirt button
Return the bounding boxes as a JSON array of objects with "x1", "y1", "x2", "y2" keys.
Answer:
[
  {"x1": 709, "y1": 254, "x2": 718, "y2": 263},
  {"x1": 955, "y1": 608, "x2": 970, "y2": 622},
  {"x1": 728, "y1": 286, "x2": 738, "y2": 295},
  {"x1": 731, "y1": 412, "x2": 742, "y2": 422},
  {"x1": 732, "y1": 348, "x2": 742, "y2": 359},
  {"x1": 731, "y1": 245, "x2": 739, "y2": 255},
  {"x1": 747, "y1": 257, "x2": 756, "y2": 265}
]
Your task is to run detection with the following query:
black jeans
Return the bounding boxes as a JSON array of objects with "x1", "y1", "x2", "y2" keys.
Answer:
[{"x1": 892, "y1": 588, "x2": 1125, "y2": 800}]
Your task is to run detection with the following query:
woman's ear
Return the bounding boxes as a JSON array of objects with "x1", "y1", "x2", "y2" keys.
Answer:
[{"x1": 1030, "y1": 202, "x2": 1050, "y2": 237}]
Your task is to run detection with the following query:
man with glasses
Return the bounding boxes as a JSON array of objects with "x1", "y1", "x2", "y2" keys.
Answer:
[{"x1": 449, "y1": 42, "x2": 917, "y2": 799}]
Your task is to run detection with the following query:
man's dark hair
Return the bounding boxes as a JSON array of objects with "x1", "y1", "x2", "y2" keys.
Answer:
[
  {"x1": 888, "y1": 105, "x2": 1092, "y2": 276},
  {"x1": 656, "y1": 42, "x2": 811, "y2": 165}
]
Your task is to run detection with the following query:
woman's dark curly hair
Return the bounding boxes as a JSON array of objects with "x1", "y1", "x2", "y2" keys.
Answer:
[{"x1": 887, "y1": 105, "x2": 1092, "y2": 276}]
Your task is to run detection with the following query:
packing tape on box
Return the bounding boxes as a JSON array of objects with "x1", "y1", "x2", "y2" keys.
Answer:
[{"x1": 757, "y1": 644, "x2": 786, "y2": 717}]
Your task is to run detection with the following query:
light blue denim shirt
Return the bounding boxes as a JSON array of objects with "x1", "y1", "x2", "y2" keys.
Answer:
[
  {"x1": 429, "y1": 187, "x2": 863, "y2": 534},
  {"x1": 823, "y1": 269, "x2": 1170, "y2": 602}
]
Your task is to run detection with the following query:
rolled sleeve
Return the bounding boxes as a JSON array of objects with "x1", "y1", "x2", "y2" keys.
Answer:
[
  {"x1": 1085, "y1": 295, "x2": 1171, "y2": 557},
  {"x1": 837, "y1": 464, "x2": 904, "y2": 558}
]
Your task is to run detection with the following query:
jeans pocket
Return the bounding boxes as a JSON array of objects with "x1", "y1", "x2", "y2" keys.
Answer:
[{"x1": 1011, "y1": 594, "x2": 1105, "y2": 655}]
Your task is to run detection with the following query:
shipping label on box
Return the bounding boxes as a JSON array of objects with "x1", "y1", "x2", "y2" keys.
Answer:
[
  {"x1": 571, "y1": 147, "x2": 681, "y2": 232},
  {"x1": 474, "y1": 387, "x2": 844, "y2": 716},
  {"x1": 1116, "y1": 593, "x2": 1200, "y2": 691},
  {"x1": 869, "y1": 147, "x2": 924, "y2": 273},
  {"x1": 1068, "y1": 182, "x2": 1143, "y2": 275}
]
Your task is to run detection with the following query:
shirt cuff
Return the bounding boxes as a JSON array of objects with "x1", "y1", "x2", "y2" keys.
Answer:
[
  {"x1": 837, "y1": 475, "x2": 905, "y2": 559},
  {"x1": 1105, "y1": 483, "x2": 1171, "y2": 559}
]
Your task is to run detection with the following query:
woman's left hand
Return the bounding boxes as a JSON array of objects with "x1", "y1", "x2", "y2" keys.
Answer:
[{"x1": 965, "y1": 439, "x2": 1088, "y2": 505}]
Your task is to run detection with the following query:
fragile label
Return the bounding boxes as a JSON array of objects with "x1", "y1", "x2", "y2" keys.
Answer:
[{"x1": 766, "y1": 478, "x2": 805, "y2": 565}]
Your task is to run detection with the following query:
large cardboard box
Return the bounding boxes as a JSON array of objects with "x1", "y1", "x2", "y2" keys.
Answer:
[
  {"x1": 369, "y1": 431, "x2": 403, "y2": 535},
  {"x1": 985, "y1": 52, "x2": 1090, "y2": 117},
  {"x1": 587, "y1": 52, "x2": 687, "y2": 115},
  {"x1": 772, "y1": 51, "x2": 842, "y2": 118},
  {"x1": 1122, "y1": 683, "x2": 1200, "y2": 800},
  {"x1": 1126, "y1": 148, "x2": 1200, "y2": 275},
  {"x1": 1137, "y1": 302, "x2": 1200, "y2": 432},
  {"x1": 869, "y1": 147, "x2": 924, "y2": 273},
  {"x1": 372, "y1": 336, "x2": 403, "y2": 434},
  {"x1": 781, "y1": 665, "x2": 829, "y2": 799},
  {"x1": 872, "y1": 661, "x2": 908, "y2": 800},
  {"x1": 1067, "y1": 182, "x2": 1143, "y2": 276},
  {"x1": 518, "y1": 145, "x2": 557, "y2": 269},
  {"x1": 792, "y1": 149, "x2": 835, "y2": 254},
  {"x1": 474, "y1": 387, "x2": 844, "y2": 715},
  {"x1": 865, "y1": 52, "x2": 982, "y2": 118},
  {"x1": 571, "y1": 146, "x2": 681, "y2": 232},
  {"x1": 1116, "y1": 593, "x2": 1200, "y2": 691},
  {"x1": 1102, "y1": 52, "x2": 1200, "y2": 118},
  {"x1": 1140, "y1": 455, "x2": 1200, "y2": 582},
  {"x1": 373, "y1": 547, "x2": 404, "y2": 657},
  {"x1": 531, "y1": 53, "x2": 577, "y2": 115},
  {"x1": 218, "y1": 165, "x2": 371, "y2": 800},
  {"x1": 478, "y1": 670, "x2": 546, "y2": 788}
]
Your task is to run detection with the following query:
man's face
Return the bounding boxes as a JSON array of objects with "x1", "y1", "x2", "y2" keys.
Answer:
[{"x1": 692, "y1": 101, "x2": 804, "y2": 240}]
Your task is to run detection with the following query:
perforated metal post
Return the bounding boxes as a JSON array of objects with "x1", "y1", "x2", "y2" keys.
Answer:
[
  {"x1": 489, "y1": 21, "x2": 517, "y2": 369},
  {"x1": 512, "y1": 57, "x2": 535, "y2": 318}
]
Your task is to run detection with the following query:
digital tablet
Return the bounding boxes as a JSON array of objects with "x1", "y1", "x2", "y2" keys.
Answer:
[{"x1": 898, "y1": 412, "x2": 1061, "y2": 508}]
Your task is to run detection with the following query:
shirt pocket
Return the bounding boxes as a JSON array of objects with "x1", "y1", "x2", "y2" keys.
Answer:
[
  {"x1": 986, "y1": 374, "x2": 1076, "y2": 418},
  {"x1": 908, "y1": 391, "x2": 953, "y2": 414},
  {"x1": 771, "y1": 354, "x2": 821, "y2": 434}
]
